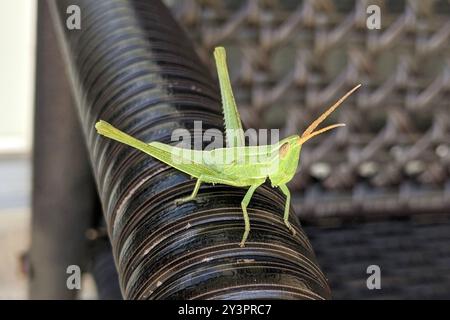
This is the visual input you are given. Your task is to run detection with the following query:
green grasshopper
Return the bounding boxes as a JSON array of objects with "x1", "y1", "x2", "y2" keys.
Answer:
[{"x1": 95, "y1": 47, "x2": 361, "y2": 247}]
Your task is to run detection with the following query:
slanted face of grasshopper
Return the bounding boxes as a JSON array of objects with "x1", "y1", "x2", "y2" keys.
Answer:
[{"x1": 96, "y1": 47, "x2": 361, "y2": 247}]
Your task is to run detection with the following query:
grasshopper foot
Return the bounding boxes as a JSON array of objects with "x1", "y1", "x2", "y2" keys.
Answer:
[
  {"x1": 239, "y1": 229, "x2": 249, "y2": 248},
  {"x1": 284, "y1": 220, "x2": 296, "y2": 236},
  {"x1": 175, "y1": 196, "x2": 195, "y2": 205}
]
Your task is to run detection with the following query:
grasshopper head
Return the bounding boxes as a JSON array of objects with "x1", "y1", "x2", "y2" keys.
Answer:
[{"x1": 269, "y1": 135, "x2": 302, "y2": 186}]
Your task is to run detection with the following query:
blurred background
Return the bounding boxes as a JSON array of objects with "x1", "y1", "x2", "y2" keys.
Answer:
[
  {"x1": 0, "y1": 0, "x2": 35, "y2": 299},
  {"x1": 1, "y1": 0, "x2": 450, "y2": 299}
]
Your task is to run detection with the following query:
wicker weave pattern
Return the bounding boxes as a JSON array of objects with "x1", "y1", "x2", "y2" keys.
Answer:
[
  {"x1": 170, "y1": 0, "x2": 450, "y2": 217},
  {"x1": 305, "y1": 215, "x2": 450, "y2": 299}
]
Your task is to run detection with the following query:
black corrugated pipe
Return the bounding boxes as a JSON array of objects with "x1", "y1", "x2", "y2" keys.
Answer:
[{"x1": 47, "y1": 0, "x2": 331, "y2": 299}]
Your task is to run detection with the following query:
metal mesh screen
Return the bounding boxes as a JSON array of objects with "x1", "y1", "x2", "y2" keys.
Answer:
[{"x1": 169, "y1": 0, "x2": 450, "y2": 219}]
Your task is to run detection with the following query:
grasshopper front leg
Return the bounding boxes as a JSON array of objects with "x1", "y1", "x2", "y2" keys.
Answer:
[{"x1": 279, "y1": 184, "x2": 296, "y2": 236}]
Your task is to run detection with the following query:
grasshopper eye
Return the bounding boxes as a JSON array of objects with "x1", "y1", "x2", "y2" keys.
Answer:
[{"x1": 279, "y1": 142, "x2": 290, "y2": 159}]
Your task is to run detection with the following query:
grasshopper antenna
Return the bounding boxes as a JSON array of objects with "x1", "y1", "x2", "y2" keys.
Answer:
[
  {"x1": 299, "y1": 84, "x2": 361, "y2": 143},
  {"x1": 298, "y1": 123, "x2": 346, "y2": 145}
]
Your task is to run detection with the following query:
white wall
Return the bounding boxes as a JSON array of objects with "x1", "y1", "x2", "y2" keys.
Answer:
[{"x1": 0, "y1": 0, "x2": 36, "y2": 154}]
